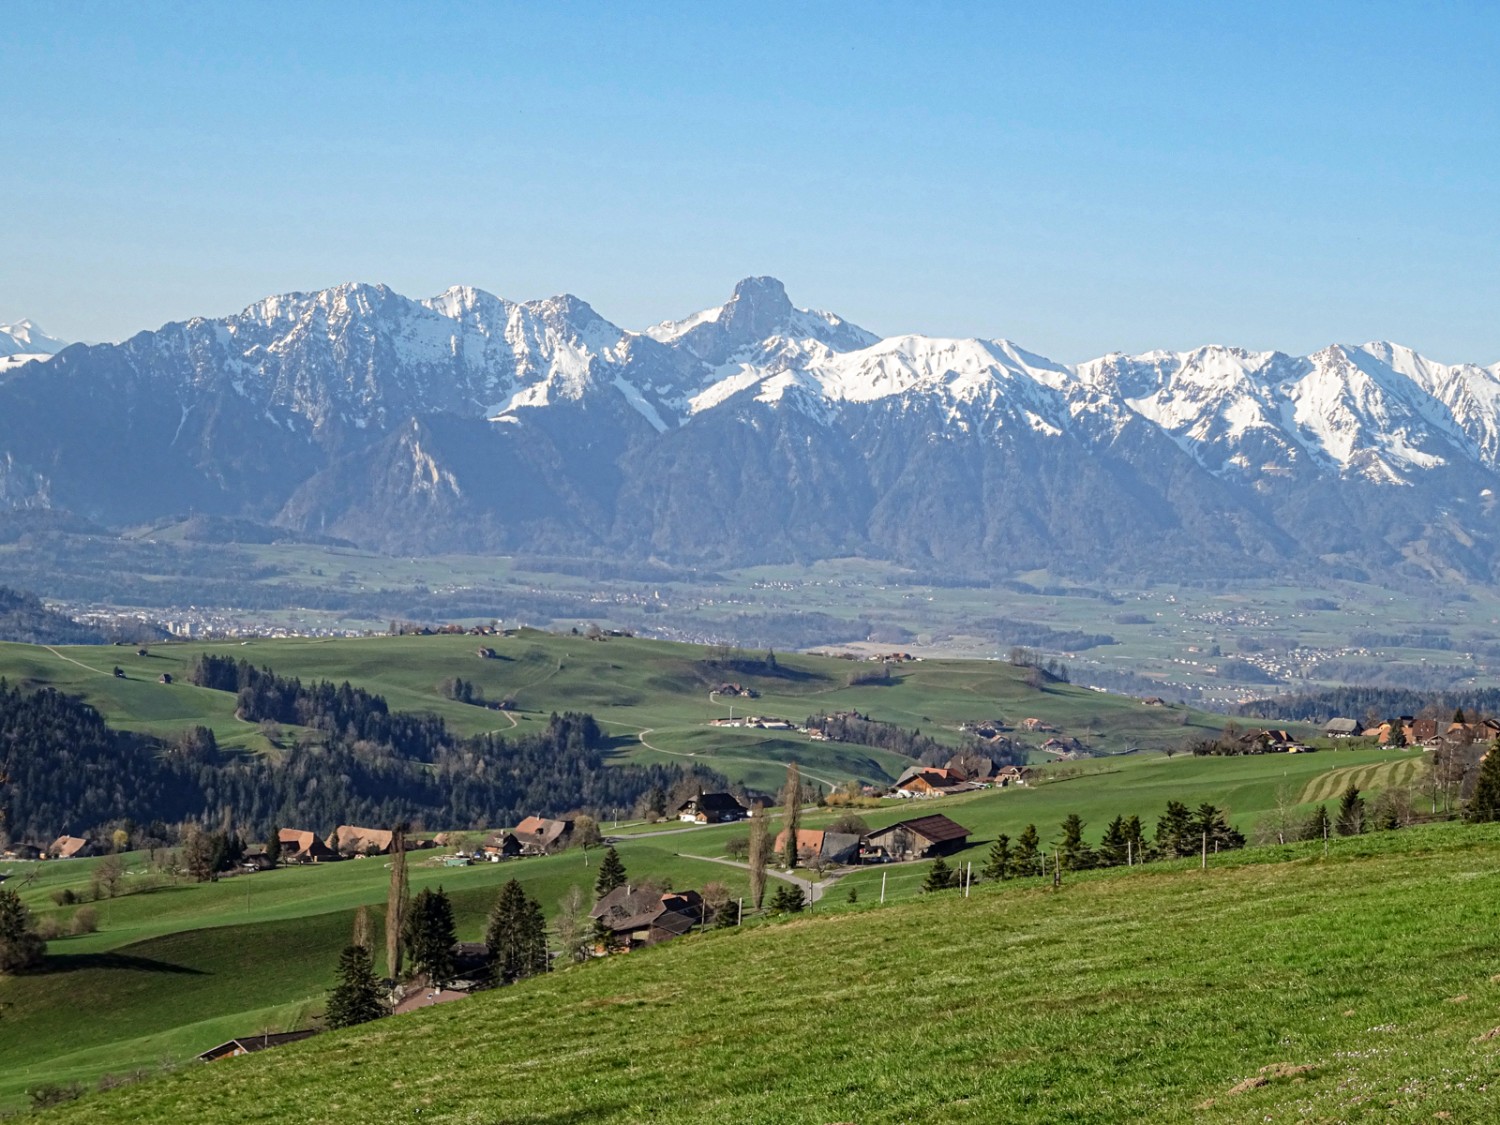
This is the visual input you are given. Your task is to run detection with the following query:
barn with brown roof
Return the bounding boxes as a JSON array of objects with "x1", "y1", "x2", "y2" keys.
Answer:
[{"x1": 863, "y1": 814, "x2": 971, "y2": 861}]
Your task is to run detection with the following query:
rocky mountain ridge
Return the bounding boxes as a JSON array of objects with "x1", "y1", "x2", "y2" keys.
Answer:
[{"x1": 1, "y1": 278, "x2": 1496, "y2": 583}]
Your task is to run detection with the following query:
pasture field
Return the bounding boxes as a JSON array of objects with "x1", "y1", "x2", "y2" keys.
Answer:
[
  {"x1": 34, "y1": 823, "x2": 1500, "y2": 1124},
  {"x1": 0, "y1": 630, "x2": 1256, "y2": 790},
  {"x1": 0, "y1": 743, "x2": 1421, "y2": 1106}
]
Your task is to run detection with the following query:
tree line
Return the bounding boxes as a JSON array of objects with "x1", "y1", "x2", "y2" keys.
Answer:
[{"x1": 0, "y1": 674, "x2": 725, "y2": 842}]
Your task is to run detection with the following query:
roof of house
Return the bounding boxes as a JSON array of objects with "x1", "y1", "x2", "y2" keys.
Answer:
[
  {"x1": 278, "y1": 829, "x2": 330, "y2": 855},
  {"x1": 893, "y1": 766, "x2": 965, "y2": 790},
  {"x1": 590, "y1": 885, "x2": 703, "y2": 932},
  {"x1": 775, "y1": 827, "x2": 825, "y2": 855},
  {"x1": 514, "y1": 816, "x2": 572, "y2": 846},
  {"x1": 326, "y1": 825, "x2": 394, "y2": 853},
  {"x1": 49, "y1": 835, "x2": 90, "y2": 858},
  {"x1": 197, "y1": 1030, "x2": 318, "y2": 1061},
  {"x1": 873, "y1": 814, "x2": 972, "y2": 845},
  {"x1": 677, "y1": 791, "x2": 745, "y2": 815},
  {"x1": 1324, "y1": 718, "x2": 1361, "y2": 733}
]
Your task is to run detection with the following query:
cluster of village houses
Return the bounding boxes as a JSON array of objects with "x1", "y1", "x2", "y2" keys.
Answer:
[{"x1": 1325, "y1": 715, "x2": 1500, "y2": 748}]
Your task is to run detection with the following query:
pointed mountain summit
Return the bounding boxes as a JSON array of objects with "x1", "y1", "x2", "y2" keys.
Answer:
[{"x1": 644, "y1": 276, "x2": 877, "y2": 363}]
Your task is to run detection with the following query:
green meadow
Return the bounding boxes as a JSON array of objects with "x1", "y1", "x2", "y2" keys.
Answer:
[
  {"x1": 32, "y1": 823, "x2": 1500, "y2": 1124},
  {"x1": 2, "y1": 741, "x2": 1419, "y2": 1106},
  {"x1": 0, "y1": 630, "x2": 1267, "y2": 791}
]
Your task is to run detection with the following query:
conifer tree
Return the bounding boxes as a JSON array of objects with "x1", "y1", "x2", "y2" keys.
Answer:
[
  {"x1": 1012, "y1": 824, "x2": 1042, "y2": 877},
  {"x1": 1189, "y1": 803, "x2": 1246, "y2": 851},
  {"x1": 0, "y1": 888, "x2": 45, "y2": 974},
  {"x1": 265, "y1": 822, "x2": 281, "y2": 869},
  {"x1": 715, "y1": 899, "x2": 741, "y2": 927},
  {"x1": 982, "y1": 833, "x2": 1012, "y2": 880},
  {"x1": 923, "y1": 857, "x2": 956, "y2": 892},
  {"x1": 326, "y1": 944, "x2": 385, "y2": 1028},
  {"x1": 1467, "y1": 741, "x2": 1500, "y2": 823},
  {"x1": 1335, "y1": 785, "x2": 1366, "y2": 836},
  {"x1": 1097, "y1": 816, "x2": 1128, "y2": 867},
  {"x1": 1154, "y1": 800, "x2": 1194, "y2": 858},
  {"x1": 402, "y1": 886, "x2": 457, "y2": 986},
  {"x1": 1300, "y1": 803, "x2": 1332, "y2": 842},
  {"x1": 769, "y1": 884, "x2": 806, "y2": 912},
  {"x1": 1056, "y1": 814, "x2": 1095, "y2": 871},
  {"x1": 486, "y1": 879, "x2": 547, "y2": 983},
  {"x1": 594, "y1": 846, "x2": 626, "y2": 900}
]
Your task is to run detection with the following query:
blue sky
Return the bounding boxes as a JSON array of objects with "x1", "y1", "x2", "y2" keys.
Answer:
[{"x1": 4, "y1": 1, "x2": 1499, "y2": 362}]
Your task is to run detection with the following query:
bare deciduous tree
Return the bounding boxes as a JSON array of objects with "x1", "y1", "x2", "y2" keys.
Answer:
[{"x1": 385, "y1": 825, "x2": 408, "y2": 981}]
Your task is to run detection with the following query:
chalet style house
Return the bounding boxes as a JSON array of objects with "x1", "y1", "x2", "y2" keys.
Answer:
[
  {"x1": 48, "y1": 835, "x2": 95, "y2": 859},
  {"x1": 326, "y1": 825, "x2": 395, "y2": 856},
  {"x1": 278, "y1": 829, "x2": 337, "y2": 863},
  {"x1": 590, "y1": 886, "x2": 706, "y2": 948},
  {"x1": 892, "y1": 767, "x2": 966, "y2": 798},
  {"x1": 512, "y1": 816, "x2": 574, "y2": 854},
  {"x1": 676, "y1": 792, "x2": 749, "y2": 823}
]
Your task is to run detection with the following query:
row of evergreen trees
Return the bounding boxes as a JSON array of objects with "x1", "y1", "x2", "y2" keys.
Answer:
[{"x1": 959, "y1": 802, "x2": 1248, "y2": 886}]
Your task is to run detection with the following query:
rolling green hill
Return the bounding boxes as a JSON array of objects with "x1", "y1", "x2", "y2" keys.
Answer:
[
  {"x1": 0, "y1": 630, "x2": 1259, "y2": 792},
  {"x1": 31, "y1": 823, "x2": 1500, "y2": 1124}
]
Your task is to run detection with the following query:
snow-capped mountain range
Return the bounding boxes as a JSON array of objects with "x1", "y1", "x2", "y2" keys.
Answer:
[{"x1": 1, "y1": 277, "x2": 1497, "y2": 583}]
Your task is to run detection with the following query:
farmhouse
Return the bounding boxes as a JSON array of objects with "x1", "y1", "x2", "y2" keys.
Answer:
[
  {"x1": 676, "y1": 791, "x2": 748, "y2": 824},
  {"x1": 773, "y1": 828, "x2": 860, "y2": 866},
  {"x1": 1324, "y1": 718, "x2": 1361, "y2": 738},
  {"x1": 278, "y1": 828, "x2": 337, "y2": 863},
  {"x1": 480, "y1": 832, "x2": 523, "y2": 860},
  {"x1": 197, "y1": 1030, "x2": 318, "y2": 1062},
  {"x1": 892, "y1": 766, "x2": 966, "y2": 798},
  {"x1": 863, "y1": 814, "x2": 971, "y2": 861},
  {"x1": 513, "y1": 816, "x2": 574, "y2": 854},
  {"x1": 48, "y1": 835, "x2": 95, "y2": 859},
  {"x1": 994, "y1": 764, "x2": 1028, "y2": 787},
  {"x1": 590, "y1": 885, "x2": 705, "y2": 949},
  {"x1": 326, "y1": 825, "x2": 394, "y2": 856}
]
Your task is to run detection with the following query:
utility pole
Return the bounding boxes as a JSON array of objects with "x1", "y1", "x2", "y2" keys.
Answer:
[
  {"x1": 1201, "y1": 830, "x2": 1207, "y2": 870},
  {"x1": 880, "y1": 871, "x2": 887, "y2": 904},
  {"x1": 1127, "y1": 839, "x2": 1133, "y2": 867},
  {"x1": 736, "y1": 896, "x2": 743, "y2": 924}
]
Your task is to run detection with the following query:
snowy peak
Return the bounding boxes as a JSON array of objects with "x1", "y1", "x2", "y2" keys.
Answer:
[
  {"x1": 0, "y1": 319, "x2": 66, "y2": 361},
  {"x1": 644, "y1": 276, "x2": 877, "y2": 360}
]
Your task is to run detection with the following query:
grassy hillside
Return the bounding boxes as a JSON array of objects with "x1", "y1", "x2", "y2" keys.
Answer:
[
  {"x1": 33, "y1": 824, "x2": 1500, "y2": 1124},
  {"x1": 0, "y1": 631, "x2": 1262, "y2": 790},
  {"x1": 1, "y1": 743, "x2": 1420, "y2": 1107}
]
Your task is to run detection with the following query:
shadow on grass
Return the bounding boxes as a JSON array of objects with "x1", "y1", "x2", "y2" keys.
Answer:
[{"x1": 36, "y1": 952, "x2": 207, "y2": 976}]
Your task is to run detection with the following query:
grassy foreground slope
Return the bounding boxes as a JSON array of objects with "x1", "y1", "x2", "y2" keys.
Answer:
[{"x1": 45, "y1": 826, "x2": 1500, "y2": 1125}]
